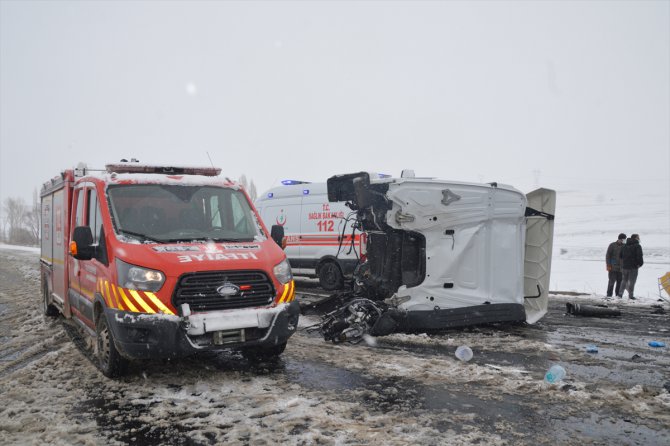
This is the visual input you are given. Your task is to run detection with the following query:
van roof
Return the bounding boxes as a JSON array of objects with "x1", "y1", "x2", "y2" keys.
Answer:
[{"x1": 257, "y1": 182, "x2": 328, "y2": 201}]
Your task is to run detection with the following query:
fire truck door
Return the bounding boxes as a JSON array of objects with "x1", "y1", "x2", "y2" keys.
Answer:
[{"x1": 68, "y1": 186, "x2": 102, "y2": 327}]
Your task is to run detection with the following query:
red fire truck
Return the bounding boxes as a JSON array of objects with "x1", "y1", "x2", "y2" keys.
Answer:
[{"x1": 40, "y1": 162, "x2": 299, "y2": 377}]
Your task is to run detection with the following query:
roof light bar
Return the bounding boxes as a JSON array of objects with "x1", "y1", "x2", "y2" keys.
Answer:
[
  {"x1": 105, "y1": 163, "x2": 221, "y2": 176},
  {"x1": 281, "y1": 179, "x2": 310, "y2": 185}
]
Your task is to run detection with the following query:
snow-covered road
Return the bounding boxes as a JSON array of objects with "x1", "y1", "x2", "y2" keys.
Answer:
[{"x1": 1, "y1": 248, "x2": 669, "y2": 445}]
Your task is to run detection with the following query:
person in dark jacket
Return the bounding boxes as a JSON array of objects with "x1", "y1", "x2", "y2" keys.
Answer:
[
  {"x1": 605, "y1": 233, "x2": 626, "y2": 297},
  {"x1": 618, "y1": 234, "x2": 643, "y2": 299}
]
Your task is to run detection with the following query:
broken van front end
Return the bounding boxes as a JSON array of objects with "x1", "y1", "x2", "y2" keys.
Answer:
[{"x1": 322, "y1": 172, "x2": 555, "y2": 339}]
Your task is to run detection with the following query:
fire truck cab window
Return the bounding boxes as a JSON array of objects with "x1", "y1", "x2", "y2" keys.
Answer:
[{"x1": 108, "y1": 185, "x2": 260, "y2": 243}]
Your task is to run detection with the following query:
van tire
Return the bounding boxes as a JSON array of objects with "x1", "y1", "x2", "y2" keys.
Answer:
[
  {"x1": 241, "y1": 342, "x2": 287, "y2": 361},
  {"x1": 96, "y1": 313, "x2": 128, "y2": 378},
  {"x1": 318, "y1": 261, "x2": 344, "y2": 291},
  {"x1": 43, "y1": 284, "x2": 59, "y2": 317}
]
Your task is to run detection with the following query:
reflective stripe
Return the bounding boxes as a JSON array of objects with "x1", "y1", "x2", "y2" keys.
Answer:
[
  {"x1": 279, "y1": 282, "x2": 290, "y2": 303},
  {"x1": 288, "y1": 280, "x2": 295, "y2": 302},
  {"x1": 279, "y1": 280, "x2": 295, "y2": 303},
  {"x1": 117, "y1": 287, "x2": 139, "y2": 312},
  {"x1": 144, "y1": 292, "x2": 174, "y2": 315},
  {"x1": 111, "y1": 285, "x2": 125, "y2": 311},
  {"x1": 128, "y1": 290, "x2": 156, "y2": 314},
  {"x1": 105, "y1": 281, "x2": 115, "y2": 309}
]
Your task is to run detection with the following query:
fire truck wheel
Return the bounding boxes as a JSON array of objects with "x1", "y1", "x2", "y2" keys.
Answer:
[
  {"x1": 241, "y1": 342, "x2": 287, "y2": 362},
  {"x1": 318, "y1": 261, "x2": 344, "y2": 291},
  {"x1": 42, "y1": 284, "x2": 59, "y2": 317},
  {"x1": 96, "y1": 314, "x2": 128, "y2": 378}
]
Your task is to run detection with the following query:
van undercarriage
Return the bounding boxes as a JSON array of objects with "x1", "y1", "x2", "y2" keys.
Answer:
[{"x1": 307, "y1": 172, "x2": 555, "y2": 343}]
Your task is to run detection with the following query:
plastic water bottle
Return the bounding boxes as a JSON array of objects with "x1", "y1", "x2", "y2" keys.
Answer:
[
  {"x1": 455, "y1": 346, "x2": 473, "y2": 362},
  {"x1": 544, "y1": 364, "x2": 566, "y2": 384},
  {"x1": 585, "y1": 345, "x2": 598, "y2": 353},
  {"x1": 648, "y1": 341, "x2": 666, "y2": 348}
]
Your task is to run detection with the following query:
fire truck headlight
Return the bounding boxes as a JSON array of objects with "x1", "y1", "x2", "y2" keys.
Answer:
[
  {"x1": 117, "y1": 259, "x2": 165, "y2": 292},
  {"x1": 273, "y1": 258, "x2": 292, "y2": 285}
]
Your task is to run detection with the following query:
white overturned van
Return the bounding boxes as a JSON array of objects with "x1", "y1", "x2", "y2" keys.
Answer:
[{"x1": 256, "y1": 181, "x2": 362, "y2": 290}]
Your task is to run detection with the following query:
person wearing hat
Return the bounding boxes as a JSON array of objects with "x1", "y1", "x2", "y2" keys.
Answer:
[
  {"x1": 619, "y1": 233, "x2": 644, "y2": 300},
  {"x1": 605, "y1": 233, "x2": 627, "y2": 297}
]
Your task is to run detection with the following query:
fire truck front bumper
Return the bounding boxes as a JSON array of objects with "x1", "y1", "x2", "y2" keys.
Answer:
[{"x1": 105, "y1": 301, "x2": 300, "y2": 360}]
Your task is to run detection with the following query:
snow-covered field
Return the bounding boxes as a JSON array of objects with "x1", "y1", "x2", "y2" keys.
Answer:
[{"x1": 551, "y1": 181, "x2": 669, "y2": 301}]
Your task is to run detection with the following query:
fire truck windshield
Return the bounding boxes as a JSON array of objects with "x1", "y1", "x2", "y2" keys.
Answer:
[{"x1": 108, "y1": 185, "x2": 261, "y2": 243}]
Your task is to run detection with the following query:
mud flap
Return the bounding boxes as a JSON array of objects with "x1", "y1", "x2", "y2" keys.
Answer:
[{"x1": 523, "y1": 188, "x2": 556, "y2": 324}]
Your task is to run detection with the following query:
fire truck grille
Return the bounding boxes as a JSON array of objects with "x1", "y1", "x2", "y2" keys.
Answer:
[{"x1": 173, "y1": 270, "x2": 275, "y2": 313}]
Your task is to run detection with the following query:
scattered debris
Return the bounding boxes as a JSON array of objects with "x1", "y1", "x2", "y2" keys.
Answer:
[
  {"x1": 648, "y1": 341, "x2": 666, "y2": 348},
  {"x1": 544, "y1": 364, "x2": 566, "y2": 384},
  {"x1": 585, "y1": 345, "x2": 599, "y2": 353},
  {"x1": 454, "y1": 346, "x2": 473, "y2": 362},
  {"x1": 650, "y1": 305, "x2": 666, "y2": 315},
  {"x1": 566, "y1": 302, "x2": 621, "y2": 317}
]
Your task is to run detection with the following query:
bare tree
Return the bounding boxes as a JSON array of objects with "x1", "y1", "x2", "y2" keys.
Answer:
[
  {"x1": 24, "y1": 191, "x2": 40, "y2": 244},
  {"x1": 238, "y1": 175, "x2": 257, "y2": 201},
  {"x1": 248, "y1": 180, "x2": 257, "y2": 202},
  {"x1": 4, "y1": 197, "x2": 26, "y2": 243},
  {"x1": 238, "y1": 174, "x2": 249, "y2": 190}
]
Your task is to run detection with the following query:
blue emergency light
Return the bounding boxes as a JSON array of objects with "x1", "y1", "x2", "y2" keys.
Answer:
[
  {"x1": 267, "y1": 192, "x2": 274, "y2": 198},
  {"x1": 281, "y1": 180, "x2": 303, "y2": 185},
  {"x1": 303, "y1": 189, "x2": 310, "y2": 195}
]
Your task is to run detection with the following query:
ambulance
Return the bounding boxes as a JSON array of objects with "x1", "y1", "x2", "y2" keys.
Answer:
[
  {"x1": 255, "y1": 181, "x2": 363, "y2": 290},
  {"x1": 40, "y1": 162, "x2": 299, "y2": 377}
]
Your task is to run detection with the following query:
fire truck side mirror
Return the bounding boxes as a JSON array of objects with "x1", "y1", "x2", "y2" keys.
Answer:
[
  {"x1": 70, "y1": 226, "x2": 95, "y2": 260},
  {"x1": 270, "y1": 225, "x2": 285, "y2": 249}
]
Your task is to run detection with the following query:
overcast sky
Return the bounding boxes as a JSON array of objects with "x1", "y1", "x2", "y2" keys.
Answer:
[{"x1": 1, "y1": 0, "x2": 668, "y2": 209}]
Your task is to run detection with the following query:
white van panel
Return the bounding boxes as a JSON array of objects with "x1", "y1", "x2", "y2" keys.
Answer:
[{"x1": 256, "y1": 183, "x2": 361, "y2": 288}]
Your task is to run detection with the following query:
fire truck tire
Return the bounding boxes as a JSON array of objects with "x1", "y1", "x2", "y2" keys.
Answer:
[
  {"x1": 96, "y1": 313, "x2": 128, "y2": 378},
  {"x1": 318, "y1": 261, "x2": 344, "y2": 291},
  {"x1": 241, "y1": 341, "x2": 287, "y2": 362},
  {"x1": 42, "y1": 284, "x2": 59, "y2": 317}
]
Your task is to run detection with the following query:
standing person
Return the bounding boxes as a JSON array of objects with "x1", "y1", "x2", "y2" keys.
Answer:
[
  {"x1": 619, "y1": 234, "x2": 644, "y2": 300},
  {"x1": 605, "y1": 233, "x2": 626, "y2": 297}
]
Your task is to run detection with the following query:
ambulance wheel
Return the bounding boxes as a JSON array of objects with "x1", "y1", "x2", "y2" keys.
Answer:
[
  {"x1": 318, "y1": 261, "x2": 343, "y2": 291},
  {"x1": 43, "y1": 284, "x2": 59, "y2": 317},
  {"x1": 96, "y1": 313, "x2": 128, "y2": 378},
  {"x1": 241, "y1": 342, "x2": 287, "y2": 362}
]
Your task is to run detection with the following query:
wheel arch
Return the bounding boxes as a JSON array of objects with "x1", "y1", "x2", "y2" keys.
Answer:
[{"x1": 315, "y1": 255, "x2": 341, "y2": 274}]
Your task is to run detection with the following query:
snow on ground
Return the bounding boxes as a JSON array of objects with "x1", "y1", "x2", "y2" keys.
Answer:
[
  {"x1": 551, "y1": 181, "x2": 669, "y2": 302},
  {"x1": 0, "y1": 183, "x2": 668, "y2": 445},
  {"x1": 1, "y1": 248, "x2": 669, "y2": 445}
]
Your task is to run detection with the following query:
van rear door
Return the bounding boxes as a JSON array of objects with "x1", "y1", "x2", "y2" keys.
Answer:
[{"x1": 523, "y1": 188, "x2": 556, "y2": 324}]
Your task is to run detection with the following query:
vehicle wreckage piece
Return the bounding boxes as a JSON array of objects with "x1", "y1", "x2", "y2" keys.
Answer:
[
  {"x1": 566, "y1": 302, "x2": 621, "y2": 318},
  {"x1": 314, "y1": 172, "x2": 555, "y2": 343}
]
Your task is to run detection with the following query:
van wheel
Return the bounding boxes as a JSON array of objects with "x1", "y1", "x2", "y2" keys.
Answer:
[
  {"x1": 242, "y1": 342, "x2": 287, "y2": 361},
  {"x1": 319, "y1": 261, "x2": 343, "y2": 291},
  {"x1": 43, "y1": 284, "x2": 59, "y2": 317},
  {"x1": 96, "y1": 313, "x2": 128, "y2": 378}
]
